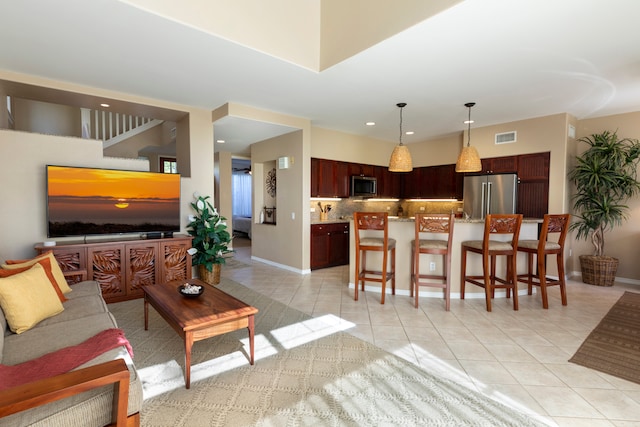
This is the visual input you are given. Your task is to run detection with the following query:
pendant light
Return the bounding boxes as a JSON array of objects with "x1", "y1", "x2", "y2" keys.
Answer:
[
  {"x1": 455, "y1": 102, "x2": 482, "y2": 172},
  {"x1": 388, "y1": 102, "x2": 413, "y2": 172}
]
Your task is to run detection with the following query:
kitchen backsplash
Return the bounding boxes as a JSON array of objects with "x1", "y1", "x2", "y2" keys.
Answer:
[{"x1": 311, "y1": 199, "x2": 463, "y2": 222}]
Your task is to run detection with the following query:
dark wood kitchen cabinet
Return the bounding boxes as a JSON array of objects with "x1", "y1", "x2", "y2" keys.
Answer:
[
  {"x1": 481, "y1": 155, "x2": 518, "y2": 174},
  {"x1": 374, "y1": 165, "x2": 402, "y2": 198},
  {"x1": 517, "y1": 152, "x2": 550, "y2": 218},
  {"x1": 311, "y1": 158, "x2": 349, "y2": 198},
  {"x1": 400, "y1": 164, "x2": 461, "y2": 199},
  {"x1": 348, "y1": 163, "x2": 374, "y2": 178},
  {"x1": 310, "y1": 223, "x2": 350, "y2": 270}
]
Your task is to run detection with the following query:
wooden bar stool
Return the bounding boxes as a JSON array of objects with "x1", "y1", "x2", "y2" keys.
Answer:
[
  {"x1": 517, "y1": 213, "x2": 570, "y2": 309},
  {"x1": 411, "y1": 213, "x2": 454, "y2": 310},
  {"x1": 354, "y1": 212, "x2": 396, "y2": 304},
  {"x1": 460, "y1": 214, "x2": 523, "y2": 312}
]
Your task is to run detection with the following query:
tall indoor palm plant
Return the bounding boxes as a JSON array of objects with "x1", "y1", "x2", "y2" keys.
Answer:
[{"x1": 569, "y1": 130, "x2": 640, "y2": 285}]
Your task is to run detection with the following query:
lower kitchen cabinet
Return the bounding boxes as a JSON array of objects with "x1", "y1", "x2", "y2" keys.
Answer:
[{"x1": 310, "y1": 222, "x2": 350, "y2": 270}]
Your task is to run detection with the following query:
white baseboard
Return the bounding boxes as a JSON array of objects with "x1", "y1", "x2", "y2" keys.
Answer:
[
  {"x1": 250, "y1": 255, "x2": 310, "y2": 275},
  {"x1": 568, "y1": 270, "x2": 640, "y2": 286},
  {"x1": 347, "y1": 283, "x2": 535, "y2": 299}
]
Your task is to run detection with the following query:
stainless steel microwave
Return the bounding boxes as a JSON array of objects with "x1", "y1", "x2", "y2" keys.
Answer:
[{"x1": 351, "y1": 176, "x2": 377, "y2": 197}]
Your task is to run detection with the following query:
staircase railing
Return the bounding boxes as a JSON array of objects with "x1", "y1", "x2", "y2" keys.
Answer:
[{"x1": 81, "y1": 108, "x2": 163, "y2": 148}]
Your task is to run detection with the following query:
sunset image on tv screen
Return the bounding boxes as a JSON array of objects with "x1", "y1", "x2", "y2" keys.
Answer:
[{"x1": 47, "y1": 165, "x2": 180, "y2": 237}]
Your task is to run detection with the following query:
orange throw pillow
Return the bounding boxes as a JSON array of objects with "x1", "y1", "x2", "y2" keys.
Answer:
[
  {"x1": 2, "y1": 251, "x2": 72, "y2": 295},
  {"x1": 0, "y1": 257, "x2": 67, "y2": 302}
]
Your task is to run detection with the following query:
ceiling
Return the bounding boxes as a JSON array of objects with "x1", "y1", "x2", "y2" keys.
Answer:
[{"x1": 2, "y1": 0, "x2": 640, "y2": 158}]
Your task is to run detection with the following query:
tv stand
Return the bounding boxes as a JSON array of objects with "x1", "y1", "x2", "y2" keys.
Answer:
[{"x1": 35, "y1": 235, "x2": 193, "y2": 303}]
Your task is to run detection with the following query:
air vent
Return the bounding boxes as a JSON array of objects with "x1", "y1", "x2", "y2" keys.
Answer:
[{"x1": 495, "y1": 131, "x2": 517, "y2": 144}]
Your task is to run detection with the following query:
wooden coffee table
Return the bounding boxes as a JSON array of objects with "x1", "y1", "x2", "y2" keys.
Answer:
[{"x1": 142, "y1": 279, "x2": 258, "y2": 389}]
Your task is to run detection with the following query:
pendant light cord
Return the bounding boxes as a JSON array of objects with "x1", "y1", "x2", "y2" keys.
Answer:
[
  {"x1": 397, "y1": 102, "x2": 406, "y2": 146},
  {"x1": 465, "y1": 102, "x2": 475, "y2": 148}
]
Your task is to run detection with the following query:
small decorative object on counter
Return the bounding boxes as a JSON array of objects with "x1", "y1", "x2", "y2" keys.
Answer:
[
  {"x1": 397, "y1": 206, "x2": 403, "y2": 217},
  {"x1": 318, "y1": 202, "x2": 331, "y2": 221}
]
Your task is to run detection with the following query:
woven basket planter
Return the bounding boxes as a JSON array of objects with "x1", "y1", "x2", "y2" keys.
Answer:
[
  {"x1": 579, "y1": 255, "x2": 619, "y2": 287},
  {"x1": 198, "y1": 264, "x2": 221, "y2": 285}
]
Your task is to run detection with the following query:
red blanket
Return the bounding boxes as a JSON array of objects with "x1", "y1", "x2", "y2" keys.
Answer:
[{"x1": 0, "y1": 328, "x2": 133, "y2": 391}]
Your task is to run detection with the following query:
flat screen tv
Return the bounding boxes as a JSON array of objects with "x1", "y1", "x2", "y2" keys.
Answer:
[{"x1": 46, "y1": 165, "x2": 181, "y2": 238}]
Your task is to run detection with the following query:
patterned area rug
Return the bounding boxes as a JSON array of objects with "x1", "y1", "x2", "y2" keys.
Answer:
[
  {"x1": 110, "y1": 279, "x2": 546, "y2": 427},
  {"x1": 569, "y1": 291, "x2": 640, "y2": 384}
]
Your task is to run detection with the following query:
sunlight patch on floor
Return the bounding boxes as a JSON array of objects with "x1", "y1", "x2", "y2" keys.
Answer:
[{"x1": 269, "y1": 314, "x2": 356, "y2": 349}]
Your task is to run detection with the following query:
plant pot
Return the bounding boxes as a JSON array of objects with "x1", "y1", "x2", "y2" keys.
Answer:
[
  {"x1": 579, "y1": 255, "x2": 619, "y2": 287},
  {"x1": 198, "y1": 264, "x2": 221, "y2": 285}
]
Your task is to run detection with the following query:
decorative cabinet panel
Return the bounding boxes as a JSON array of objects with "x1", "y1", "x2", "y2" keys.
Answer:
[
  {"x1": 88, "y1": 243, "x2": 126, "y2": 300},
  {"x1": 125, "y1": 242, "x2": 160, "y2": 299},
  {"x1": 160, "y1": 239, "x2": 192, "y2": 283},
  {"x1": 35, "y1": 236, "x2": 192, "y2": 303},
  {"x1": 310, "y1": 223, "x2": 349, "y2": 270}
]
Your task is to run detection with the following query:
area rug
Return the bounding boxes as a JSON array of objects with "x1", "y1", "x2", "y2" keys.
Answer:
[
  {"x1": 110, "y1": 279, "x2": 546, "y2": 427},
  {"x1": 569, "y1": 291, "x2": 640, "y2": 385}
]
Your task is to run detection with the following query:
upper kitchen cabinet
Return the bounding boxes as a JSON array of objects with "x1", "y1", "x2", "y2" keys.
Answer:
[
  {"x1": 310, "y1": 157, "x2": 320, "y2": 196},
  {"x1": 517, "y1": 152, "x2": 550, "y2": 180},
  {"x1": 348, "y1": 163, "x2": 374, "y2": 177},
  {"x1": 400, "y1": 164, "x2": 461, "y2": 199},
  {"x1": 310, "y1": 158, "x2": 349, "y2": 198},
  {"x1": 400, "y1": 167, "x2": 422, "y2": 198},
  {"x1": 430, "y1": 164, "x2": 463, "y2": 199},
  {"x1": 374, "y1": 165, "x2": 402, "y2": 198},
  {"x1": 481, "y1": 155, "x2": 518, "y2": 174}
]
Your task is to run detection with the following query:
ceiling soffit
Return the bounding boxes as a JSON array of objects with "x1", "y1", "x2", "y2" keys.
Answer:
[{"x1": 119, "y1": 0, "x2": 461, "y2": 71}]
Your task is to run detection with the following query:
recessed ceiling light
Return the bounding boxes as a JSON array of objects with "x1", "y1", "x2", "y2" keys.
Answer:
[
  {"x1": 100, "y1": 103, "x2": 110, "y2": 108},
  {"x1": 405, "y1": 131, "x2": 414, "y2": 135},
  {"x1": 216, "y1": 139, "x2": 225, "y2": 143},
  {"x1": 365, "y1": 122, "x2": 375, "y2": 126}
]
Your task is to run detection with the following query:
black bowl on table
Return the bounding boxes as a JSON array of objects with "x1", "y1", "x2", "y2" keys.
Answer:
[{"x1": 178, "y1": 283, "x2": 204, "y2": 298}]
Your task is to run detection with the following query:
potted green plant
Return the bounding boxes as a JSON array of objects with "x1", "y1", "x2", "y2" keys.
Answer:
[
  {"x1": 569, "y1": 130, "x2": 640, "y2": 286},
  {"x1": 186, "y1": 195, "x2": 232, "y2": 285}
]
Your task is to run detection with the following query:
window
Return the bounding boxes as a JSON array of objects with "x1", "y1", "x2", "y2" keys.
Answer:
[
  {"x1": 160, "y1": 157, "x2": 177, "y2": 174},
  {"x1": 232, "y1": 173, "x2": 252, "y2": 217}
]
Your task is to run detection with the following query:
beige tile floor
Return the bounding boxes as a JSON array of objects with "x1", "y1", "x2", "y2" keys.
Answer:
[{"x1": 224, "y1": 237, "x2": 640, "y2": 426}]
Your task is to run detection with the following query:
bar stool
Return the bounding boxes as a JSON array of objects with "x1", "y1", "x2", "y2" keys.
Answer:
[
  {"x1": 411, "y1": 213, "x2": 454, "y2": 310},
  {"x1": 461, "y1": 214, "x2": 523, "y2": 312},
  {"x1": 517, "y1": 213, "x2": 570, "y2": 309},
  {"x1": 353, "y1": 212, "x2": 396, "y2": 304}
]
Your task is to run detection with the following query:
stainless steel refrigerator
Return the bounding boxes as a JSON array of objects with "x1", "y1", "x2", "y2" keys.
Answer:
[{"x1": 463, "y1": 173, "x2": 518, "y2": 219}]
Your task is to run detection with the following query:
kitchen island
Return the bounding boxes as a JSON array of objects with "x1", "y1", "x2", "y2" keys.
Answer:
[{"x1": 348, "y1": 217, "x2": 542, "y2": 303}]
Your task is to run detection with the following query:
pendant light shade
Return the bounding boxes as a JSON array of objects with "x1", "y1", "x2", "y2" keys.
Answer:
[
  {"x1": 455, "y1": 102, "x2": 482, "y2": 173},
  {"x1": 388, "y1": 102, "x2": 413, "y2": 172}
]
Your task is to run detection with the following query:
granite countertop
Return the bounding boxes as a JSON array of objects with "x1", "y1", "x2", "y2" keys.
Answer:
[
  {"x1": 311, "y1": 219, "x2": 350, "y2": 225},
  {"x1": 311, "y1": 216, "x2": 542, "y2": 225},
  {"x1": 388, "y1": 216, "x2": 543, "y2": 224}
]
